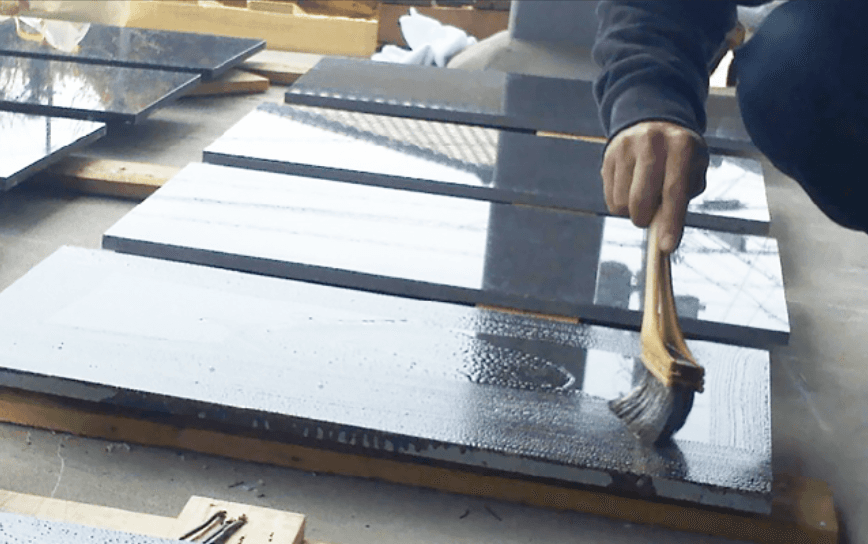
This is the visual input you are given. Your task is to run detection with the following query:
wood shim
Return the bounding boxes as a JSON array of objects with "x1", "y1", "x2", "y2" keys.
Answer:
[
  {"x1": 0, "y1": 490, "x2": 306, "y2": 544},
  {"x1": 0, "y1": 388, "x2": 838, "y2": 544},
  {"x1": 42, "y1": 155, "x2": 179, "y2": 201},
  {"x1": 186, "y1": 69, "x2": 270, "y2": 96},
  {"x1": 126, "y1": 0, "x2": 378, "y2": 56}
]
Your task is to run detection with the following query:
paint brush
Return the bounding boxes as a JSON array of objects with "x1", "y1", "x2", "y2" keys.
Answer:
[{"x1": 610, "y1": 212, "x2": 704, "y2": 445}]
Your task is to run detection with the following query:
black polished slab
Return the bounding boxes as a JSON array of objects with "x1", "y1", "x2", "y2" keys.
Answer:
[
  {"x1": 204, "y1": 103, "x2": 770, "y2": 234},
  {"x1": 284, "y1": 58, "x2": 754, "y2": 154},
  {"x1": 0, "y1": 56, "x2": 200, "y2": 124},
  {"x1": 102, "y1": 163, "x2": 789, "y2": 347},
  {"x1": 0, "y1": 513, "x2": 180, "y2": 543},
  {"x1": 0, "y1": 20, "x2": 264, "y2": 80},
  {"x1": 0, "y1": 247, "x2": 772, "y2": 513},
  {"x1": 0, "y1": 112, "x2": 105, "y2": 190}
]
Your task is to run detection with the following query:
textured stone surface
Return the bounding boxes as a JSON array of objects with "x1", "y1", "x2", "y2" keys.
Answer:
[
  {"x1": 0, "y1": 56, "x2": 200, "y2": 123},
  {"x1": 0, "y1": 112, "x2": 104, "y2": 190},
  {"x1": 284, "y1": 58, "x2": 754, "y2": 154},
  {"x1": 0, "y1": 512, "x2": 179, "y2": 543},
  {"x1": 0, "y1": 20, "x2": 264, "y2": 80},
  {"x1": 0, "y1": 247, "x2": 772, "y2": 513},
  {"x1": 103, "y1": 163, "x2": 789, "y2": 347},
  {"x1": 204, "y1": 103, "x2": 770, "y2": 234}
]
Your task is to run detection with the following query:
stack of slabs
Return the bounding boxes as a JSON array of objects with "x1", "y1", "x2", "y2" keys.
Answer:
[
  {"x1": 0, "y1": 57, "x2": 788, "y2": 522},
  {"x1": 0, "y1": 19, "x2": 263, "y2": 189}
]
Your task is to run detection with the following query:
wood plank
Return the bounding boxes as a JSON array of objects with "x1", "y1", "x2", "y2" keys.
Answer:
[
  {"x1": 186, "y1": 69, "x2": 270, "y2": 96},
  {"x1": 126, "y1": 0, "x2": 378, "y2": 56},
  {"x1": 0, "y1": 388, "x2": 835, "y2": 543},
  {"x1": 41, "y1": 156, "x2": 178, "y2": 200},
  {"x1": 378, "y1": 4, "x2": 509, "y2": 45},
  {"x1": 0, "y1": 490, "x2": 306, "y2": 543}
]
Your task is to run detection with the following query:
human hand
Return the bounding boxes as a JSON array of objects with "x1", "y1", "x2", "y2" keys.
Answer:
[{"x1": 600, "y1": 121, "x2": 709, "y2": 253}]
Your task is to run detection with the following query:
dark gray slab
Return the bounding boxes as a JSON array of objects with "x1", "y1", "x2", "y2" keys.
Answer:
[
  {"x1": 102, "y1": 163, "x2": 789, "y2": 347},
  {"x1": 0, "y1": 56, "x2": 200, "y2": 124},
  {"x1": 0, "y1": 247, "x2": 772, "y2": 513},
  {"x1": 204, "y1": 103, "x2": 770, "y2": 234},
  {"x1": 0, "y1": 512, "x2": 180, "y2": 543},
  {"x1": 0, "y1": 20, "x2": 264, "y2": 80},
  {"x1": 0, "y1": 112, "x2": 105, "y2": 190},
  {"x1": 283, "y1": 58, "x2": 754, "y2": 155}
]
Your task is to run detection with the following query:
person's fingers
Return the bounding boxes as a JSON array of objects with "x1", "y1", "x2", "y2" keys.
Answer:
[
  {"x1": 610, "y1": 146, "x2": 634, "y2": 217},
  {"x1": 628, "y1": 138, "x2": 664, "y2": 228},
  {"x1": 657, "y1": 134, "x2": 696, "y2": 253},
  {"x1": 601, "y1": 149, "x2": 616, "y2": 213}
]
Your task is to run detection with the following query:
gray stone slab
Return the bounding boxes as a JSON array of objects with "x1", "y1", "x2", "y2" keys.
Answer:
[
  {"x1": 203, "y1": 103, "x2": 770, "y2": 234},
  {"x1": 102, "y1": 163, "x2": 789, "y2": 347},
  {"x1": 0, "y1": 247, "x2": 772, "y2": 513},
  {"x1": 0, "y1": 512, "x2": 180, "y2": 543},
  {"x1": 0, "y1": 20, "x2": 264, "y2": 81},
  {"x1": 0, "y1": 56, "x2": 200, "y2": 124},
  {"x1": 283, "y1": 58, "x2": 755, "y2": 155},
  {"x1": 0, "y1": 112, "x2": 105, "y2": 190}
]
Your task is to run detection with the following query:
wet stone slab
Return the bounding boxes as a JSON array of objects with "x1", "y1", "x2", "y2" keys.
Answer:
[
  {"x1": 0, "y1": 512, "x2": 180, "y2": 543},
  {"x1": 0, "y1": 112, "x2": 105, "y2": 190},
  {"x1": 103, "y1": 163, "x2": 789, "y2": 348},
  {"x1": 204, "y1": 103, "x2": 770, "y2": 235},
  {"x1": 0, "y1": 56, "x2": 200, "y2": 124},
  {"x1": 0, "y1": 20, "x2": 264, "y2": 80},
  {"x1": 284, "y1": 58, "x2": 755, "y2": 155},
  {"x1": 0, "y1": 247, "x2": 772, "y2": 513}
]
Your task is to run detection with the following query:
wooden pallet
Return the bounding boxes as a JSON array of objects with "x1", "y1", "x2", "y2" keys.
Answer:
[
  {"x1": 0, "y1": 489, "x2": 310, "y2": 544},
  {"x1": 0, "y1": 387, "x2": 838, "y2": 543}
]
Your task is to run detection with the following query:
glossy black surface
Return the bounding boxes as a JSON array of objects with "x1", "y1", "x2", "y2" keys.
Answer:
[
  {"x1": 284, "y1": 58, "x2": 754, "y2": 154},
  {"x1": 0, "y1": 513, "x2": 180, "y2": 543},
  {"x1": 204, "y1": 103, "x2": 770, "y2": 234},
  {"x1": 0, "y1": 20, "x2": 264, "y2": 80},
  {"x1": 102, "y1": 163, "x2": 789, "y2": 347},
  {"x1": 0, "y1": 112, "x2": 105, "y2": 190},
  {"x1": 0, "y1": 56, "x2": 200, "y2": 124},
  {"x1": 0, "y1": 247, "x2": 772, "y2": 513}
]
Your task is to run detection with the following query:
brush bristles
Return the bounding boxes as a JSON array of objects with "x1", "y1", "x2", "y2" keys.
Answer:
[{"x1": 610, "y1": 367, "x2": 696, "y2": 445}]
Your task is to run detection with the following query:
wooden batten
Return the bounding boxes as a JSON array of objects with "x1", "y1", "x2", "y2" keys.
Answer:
[
  {"x1": 41, "y1": 155, "x2": 179, "y2": 201},
  {"x1": 0, "y1": 388, "x2": 838, "y2": 544}
]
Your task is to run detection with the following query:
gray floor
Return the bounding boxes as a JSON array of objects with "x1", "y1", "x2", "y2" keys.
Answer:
[{"x1": 0, "y1": 85, "x2": 865, "y2": 544}]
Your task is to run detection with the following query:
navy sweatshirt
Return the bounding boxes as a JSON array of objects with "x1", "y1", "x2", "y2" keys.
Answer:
[{"x1": 592, "y1": 1, "x2": 769, "y2": 139}]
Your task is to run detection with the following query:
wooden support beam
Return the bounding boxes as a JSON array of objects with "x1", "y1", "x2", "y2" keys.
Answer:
[
  {"x1": 186, "y1": 69, "x2": 270, "y2": 96},
  {"x1": 0, "y1": 489, "x2": 307, "y2": 543},
  {"x1": 126, "y1": 0, "x2": 378, "y2": 56},
  {"x1": 40, "y1": 155, "x2": 179, "y2": 201},
  {"x1": 0, "y1": 388, "x2": 838, "y2": 544}
]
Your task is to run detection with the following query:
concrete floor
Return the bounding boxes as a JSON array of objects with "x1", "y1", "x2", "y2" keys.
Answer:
[{"x1": 0, "y1": 81, "x2": 866, "y2": 544}]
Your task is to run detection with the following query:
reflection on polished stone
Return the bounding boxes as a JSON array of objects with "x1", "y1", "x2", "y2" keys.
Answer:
[
  {"x1": 0, "y1": 246, "x2": 772, "y2": 513},
  {"x1": 284, "y1": 58, "x2": 754, "y2": 154},
  {"x1": 0, "y1": 112, "x2": 105, "y2": 190},
  {"x1": 0, "y1": 56, "x2": 200, "y2": 123},
  {"x1": 0, "y1": 512, "x2": 179, "y2": 544},
  {"x1": 205, "y1": 103, "x2": 769, "y2": 234},
  {"x1": 103, "y1": 163, "x2": 789, "y2": 347},
  {"x1": 0, "y1": 20, "x2": 264, "y2": 80}
]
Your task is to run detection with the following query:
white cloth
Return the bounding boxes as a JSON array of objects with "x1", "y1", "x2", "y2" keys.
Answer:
[{"x1": 371, "y1": 7, "x2": 477, "y2": 67}]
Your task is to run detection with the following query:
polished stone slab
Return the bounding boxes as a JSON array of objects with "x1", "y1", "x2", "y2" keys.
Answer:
[
  {"x1": 0, "y1": 20, "x2": 264, "y2": 80},
  {"x1": 0, "y1": 247, "x2": 772, "y2": 513},
  {"x1": 0, "y1": 512, "x2": 179, "y2": 543},
  {"x1": 0, "y1": 112, "x2": 105, "y2": 190},
  {"x1": 102, "y1": 163, "x2": 789, "y2": 347},
  {"x1": 0, "y1": 56, "x2": 200, "y2": 124},
  {"x1": 283, "y1": 58, "x2": 754, "y2": 154},
  {"x1": 204, "y1": 103, "x2": 770, "y2": 234}
]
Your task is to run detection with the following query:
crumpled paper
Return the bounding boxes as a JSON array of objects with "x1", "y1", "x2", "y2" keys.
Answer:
[{"x1": 372, "y1": 7, "x2": 477, "y2": 67}]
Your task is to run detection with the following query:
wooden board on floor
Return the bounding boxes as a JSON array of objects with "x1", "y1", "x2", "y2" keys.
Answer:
[
  {"x1": 0, "y1": 489, "x2": 306, "y2": 544},
  {"x1": 238, "y1": 50, "x2": 321, "y2": 84},
  {"x1": 186, "y1": 69, "x2": 270, "y2": 96},
  {"x1": 40, "y1": 155, "x2": 179, "y2": 200},
  {"x1": 0, "y1": 388, "x2": 838, "y2": 544},
  {"x1": 126, "y1": 0, "x2": 378, "y2": 56}
]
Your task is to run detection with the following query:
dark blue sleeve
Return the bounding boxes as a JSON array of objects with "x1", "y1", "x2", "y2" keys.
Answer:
[{"x1": 593, "y1": 1, "x2": 738, "y2": 139}]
